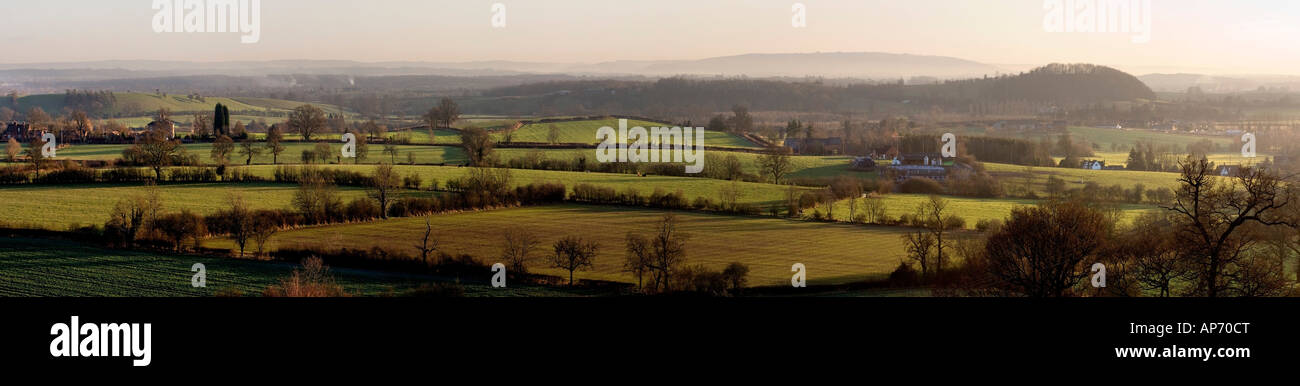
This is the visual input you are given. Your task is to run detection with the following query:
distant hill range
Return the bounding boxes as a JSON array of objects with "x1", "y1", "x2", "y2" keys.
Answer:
[
  {"x1": 6, "y1": 54, "x2": 1299, "y2": 96},
  {"x1": 469, "y1": 63, "x2": 1156, "y2": 116},
  {"x1": 0, "y1": 52, "x2": 1008, "y2": 90},
  {"x1": 936, "y1": 63, "x2": 1156, "y2": 103},
  {"x1": 0, "y1": 55, "x2": 1168, "y2": 106},
  {"x1": 1137, "y1": 73, "x2": 1300, "y2": 93},
  {"x1": 2, "y1": 62, "x2": 1154, "y2": 118},
  {"x1": 578, "y1": 52, "x2": 1007, "y2": 79}
]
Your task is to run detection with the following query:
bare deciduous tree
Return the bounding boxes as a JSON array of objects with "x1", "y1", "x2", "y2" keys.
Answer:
[
  {"x1": 863, "y1": 195, "x2": 886, "y2": 224},
  {"x1": 1113, "y1": 212, "x2": 1191, "y2": 297},
  {"x1": 105, "y1": 184, "x2": 163, "y2": 244},
  {"x1": 67, "y1": 110, "x2": 92, "y2": 142},
  {"x1": 423, "y1": 98, "x2": 461, "y2": 129},
  {"x1": 459, "y1": 126, "x2": 495, "y2": 166},
  {"x1": 4, "y1": 137, "x2": 19, "y2": 162},
  {"x1": 624, "y1": 232, "x2": 651, "y2": 290},
  {"x1": 756, "y1": 145, "x2": 794, "y2": 184},
  {"x1": 415, "y1": 216, "x2": 438, "y2": 266},
  {"x1": 124, "y1": 127, "x2": 183, "y2": 180},
  {"x1": 546, "y1": 124, "x2": 561, "y2": 144},
  {"x1": 368, "y1": 163, "x2": 401, "y2": 219},
  {"x1": 192, "y1": 112, "x2": 212, "y2": 138},
  {"x1": 238, "y1": 137, "x2": 262, "y2": 165},
  {"x1": 501, "y1": 227, "x2": 541, "y2": 275},
  {"x1": 1164, "y1": 157, "x2": 1297, "y2": 297},
  {"x1": 288, "y1": 105, "x2": 326, "y2": 141},
  {"x1": 918, "y1": 195, "x2": 963, "y2": 274},
  {"x1": 721, "y1": 262, "x2": 750, "y2": 294},
  {"x1": 984, "y1": 200, "x2": 1110, "y2": 297},
  {"x1": 251, "y1": 216, "x2": 279, "y2": 258},
  {"x1": 263, "y1": 257, "x2": 347, "y2": 297},
  {"x1": 293, "y1": 175, "x2": 341, "y2": 224},
  {"x1": 902, "y1": 230, "x2": 935, "y2": 277},
  {"x1": 265, "y1": 125, "x2": 286, "y2": 164},
  {"x1": 383, "y1": 143, "x2": 399, "y2": 164},
  {"x1": 549, "y1": 235, "x2": 598, "y2": 286},
  {"x1": 220, "y1": 193, "x2": 256, "y2": 258},
  {"x1": 210, "y1": 135, "x2": 234, "y2": 165},
  {"x1": 645, "y1": 213, "x2": 689, "y2": 292}
]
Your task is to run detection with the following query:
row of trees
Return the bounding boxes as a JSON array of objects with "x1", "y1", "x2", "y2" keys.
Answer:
[
  {"x1": 899, "y1": 196, "x2": 966, "y2": 278},
  {"x1": 473, "y1": 66, "x2": 1152, "y2": 119},
  {"x1": 494, "y1": 213, "x2": 748, "y2": 294},
  {"x1": 931, "y1": 156, "x2": 1299, "y2": 297},
  {"x1": 104, "y1": 185, "x2": 278, "y2": 257},
  {"x1": 422, "y1": 98, "x2": 461, "y2": 129},
  {"x1": 122, "y1": 123, "x2": 297, "y2": 177}
]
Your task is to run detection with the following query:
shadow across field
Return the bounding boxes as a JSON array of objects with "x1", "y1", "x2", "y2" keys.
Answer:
[{"x1": 209, "y1": 204, "x2": 914, "y2": 287}]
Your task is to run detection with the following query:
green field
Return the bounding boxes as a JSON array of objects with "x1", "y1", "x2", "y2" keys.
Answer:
[
  {"x1": 3, "y1": 163, "x2": 1176, "y2": 292},
  {"x1": 237, "y1": 163, "x2": 1148, "y2": 228},
  {"x1": 243, "y1": 128, "x2": 463, "y2": 145},
  {"x1": 242, "y1": 163, "x2": 829, "y2": 208},
  {"x1": 40, "y1": 142, "x2": 858, "y2": 180},
  {"x1": 230, "y1": 164, "x2": 1155, "y2": 226},
  {"x1": 14, "y1": 92, "x2": 348, "y2": 118},
  {"x1": 826, "y1": 194, "x2": 1158, "y2": 228},
  {"x1": 490, "y1": 148, "x2": 869, "y2": 180},
  {"x1": 0, "y1": 238, "x2": 575, "y2": 297},
  {"x1": 30, "y1": 142, "x2": 469, "y2": 165},
  {"x1": 984, "y1": 162, "x2": 1183, "y2": 196},
  {"x1": 0, "y1": 183, "x2": 374, "y2": 229},
  {"x1": 508, "y1": 118, "x2": 760, "y2": 148},
  {"x1": 207, "y1": 204, "x2": 914, "y2": 286},
  {"x1": 963, "y1": 125, "x2": 1238, "y2": 153},
  {"x1": 13, "y1": 150, "x2": 1179, "y2": 232},
  {"x1": 1055, "y1": 126, "x2": 1238, "y2": 152},
  {"x1": 1057, "y1": 151, "x2": 1266, "y2": 168},
  {"x1": 386, "y1": 128, "x2": 464, "y2": 145}
]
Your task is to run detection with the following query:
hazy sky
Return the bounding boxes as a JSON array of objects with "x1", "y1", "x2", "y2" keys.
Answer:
[{"x1": 1, "y1": 0, "x2": 1297, "y2": 74}]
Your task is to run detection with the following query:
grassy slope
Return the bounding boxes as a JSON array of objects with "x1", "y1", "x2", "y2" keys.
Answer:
[
  {"x1": 984, "y1": 162, "x2": 1184, "y2": 195},
  {"x1": 39, "y1": 142, "x2": 468, "y2": 165},
  {"x1": 37, "y1": 143, "x2": 856, "y2": 179},
  {"x1": 0, "y1": 183, "x2": 372, "y2": 229},
  {"x1": 489, "y1": 148, "x2": 870, "y2": 180},
  {"x1": 377, "y1": 128, "x2": 465, "y2": 145},
  {"x1": 0, "y1": 238, "x2": 574, "y2": 297},
  {"x1": 43, "y1": 135, "x2": 1232, "y2": 191},
  {"x1": 236, "y1": 164, "x2": 813, "y2": 206},
  {"x1": 510, "y1": 118, "x2": 760, "y2": 148},
  {"x1": 17, "y1": 92, "x2": 346, "y2": 116},
  {"x1": 206, "y1": 204, "x2": 912, "y2": 286},
  {"x1": 825, "y1": 194, "x2": 1157, "y2": 227},
  {"x1": 18, "y1": 143, "x2": 1173, "y2": 229},
  {"x1": 1065, "y1": 126, "x2": 1237, "y2": 150},
  {"x1": 258, "y1": 163, "x2": 1171, "y2": 224},
  {"x1": 1056, "y1": 151, "x2": 1265, "y2": 167}
]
